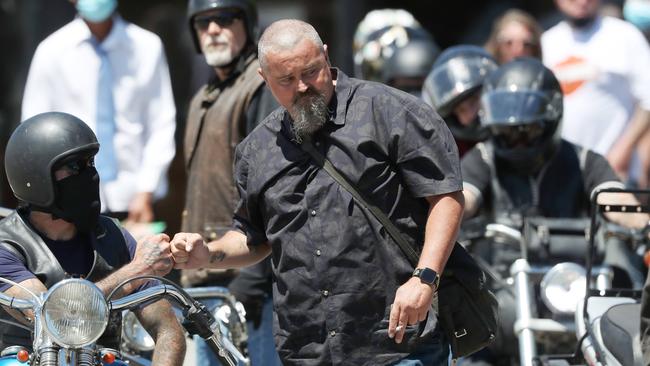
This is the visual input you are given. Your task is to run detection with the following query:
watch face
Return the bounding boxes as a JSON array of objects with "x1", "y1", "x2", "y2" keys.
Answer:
[{"x1": 420, "y1": 268, "x2": 437, "y2": 284}]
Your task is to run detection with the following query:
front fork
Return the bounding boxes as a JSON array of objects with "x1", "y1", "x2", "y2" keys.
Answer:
[
  {"x1": 510, "y1": 259, "x2": 613, "y2": 366},
  {"x1": 511, "y1": 259, "x2": 537, "y2": 366}
]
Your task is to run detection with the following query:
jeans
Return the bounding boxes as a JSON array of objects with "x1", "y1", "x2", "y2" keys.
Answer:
[
  {"x1": 246, "y1": 297, "x2": 282, "y2": 366},
  {"x1": 194, "y1": 297, "x2": 281, "y2": 366},
  {"x1": 393, "y1": 332, "x2": 451, "y2": 366}
]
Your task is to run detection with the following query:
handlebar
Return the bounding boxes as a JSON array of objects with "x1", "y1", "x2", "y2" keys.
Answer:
[
  {"x1": 0, "y1": 292, "x2": 35, "y2": 311},
  {"x1": 109, "y1": 284, "x2": 247, "y2": 366}
]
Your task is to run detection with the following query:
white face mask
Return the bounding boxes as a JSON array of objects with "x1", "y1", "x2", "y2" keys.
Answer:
[{"x1": 76, "y1": 0, "x2": 117, "y2": 23}]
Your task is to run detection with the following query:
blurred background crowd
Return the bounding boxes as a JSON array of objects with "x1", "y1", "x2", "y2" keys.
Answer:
[{"x1": 0, "y1": 0, "x2": 647, "y2": 235}]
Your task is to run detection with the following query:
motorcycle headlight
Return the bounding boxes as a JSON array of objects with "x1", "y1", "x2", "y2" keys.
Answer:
[
  {"x1": 121, "y1": 310, "x2": 154, "y2": 352},
  {"x1": 42, "y1": 279, "x2": 109, "y2": 348},
  {"x1": 540, "y1": 263, "x2": 586, "y2": 315}
]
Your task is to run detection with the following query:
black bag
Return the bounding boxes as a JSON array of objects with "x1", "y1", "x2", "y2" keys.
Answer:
[
  {"x1": 438, "y1": 243, "x2": 499, "y2": 358},
  {"x1": 300, "y1": 140, "x2": 499, "y2": 359}
]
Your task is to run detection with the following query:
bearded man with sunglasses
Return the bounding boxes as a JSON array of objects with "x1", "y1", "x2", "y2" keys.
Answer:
[{"x1": 183, "y1": 1, "x2": 280, "y2": 365}]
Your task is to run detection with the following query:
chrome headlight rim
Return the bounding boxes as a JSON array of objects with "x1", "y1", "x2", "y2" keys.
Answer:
[
  {"x1": 42, "y1": 279, "x2": 109, "y2": 348},
  {"x1": 121, "y1": 310, "x2": 155, "y2": 352},
  {"x1": 540, "y1": 262, "x2": 587, "y2": 315}
]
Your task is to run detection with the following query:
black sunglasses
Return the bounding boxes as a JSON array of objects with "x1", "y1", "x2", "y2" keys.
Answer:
[{"x1": 193, "y1": 11, "x2": 242, "y2": 30}]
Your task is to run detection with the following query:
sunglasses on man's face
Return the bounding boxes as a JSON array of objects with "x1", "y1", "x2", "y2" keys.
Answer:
[{"x1": 193, "y1": 11, "x2": 242, "y2": 30}]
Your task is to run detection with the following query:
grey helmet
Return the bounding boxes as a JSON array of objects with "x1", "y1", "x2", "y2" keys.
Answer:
[
  {"x1": 422, "y1": 45, "x2": 497, "y2": 141},
  {"x1": 479, "y1": 57, "x2": 563, "y2": 173},
  {"x1": 423, "y1": 45, "x2": 498, "y2": 117},
  {"x1": 382, "y1": 38, "x2": 440, "y2": 94},
  {"x1": 353, "y1": 9, "x2": 435, "y2": 82},
  {"x1": 187, "y1": 0, "x2": 258, "y2": 53},
  {"x1": 5, "y1": 112, "x2": 99, "y2": 209}
]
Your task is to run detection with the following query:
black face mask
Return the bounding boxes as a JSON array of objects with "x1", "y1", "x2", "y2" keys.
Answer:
[{"x1": 54, "y1": 167, "x2": 101, "y2": 233}]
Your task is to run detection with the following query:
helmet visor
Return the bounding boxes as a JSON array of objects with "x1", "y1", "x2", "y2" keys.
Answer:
[
  {"x1": 480, "y1": 89, "x2": 560, "y2": 126},
  {"x1": 490, "y1": 122, "x2": 547, "y2": 149},
  {"x1": 424, "y1": 57, "x2": 496, "y2": 114}
]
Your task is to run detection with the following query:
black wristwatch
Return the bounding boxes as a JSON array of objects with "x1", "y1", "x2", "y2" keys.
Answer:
[{"x1": 412, "y1": 267, "x2": 440, "y2": 290}]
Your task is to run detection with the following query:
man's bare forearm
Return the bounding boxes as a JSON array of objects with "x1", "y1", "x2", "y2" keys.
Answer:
[
  {"x1": 136, "y1": 299, "x2": 186, "y2": 366},
  {"x1": 206, "y1": 230, "x2": 271, "y2": 268},
  {"x1": 150, "y1": 325, "x2": 186, "y2": 366},
  {"x1": 420, "y1": 192, "x2": 465, "y2": 274},
  {"x1": 96, "y1": 235, "x2": 172, "y2": 297}
]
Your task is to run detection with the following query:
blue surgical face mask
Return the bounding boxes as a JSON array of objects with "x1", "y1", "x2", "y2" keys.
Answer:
[
  {"x1": 76, "y1": 0, "x2": 118, "y2": 23},
  {"x1": 624, "y1": 0, "x2": 650, "y2": 32}
]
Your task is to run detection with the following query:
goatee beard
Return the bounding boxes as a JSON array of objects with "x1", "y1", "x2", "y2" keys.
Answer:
[{"x1": 290, "y1": 90, "x2": 329, "y2": 144}]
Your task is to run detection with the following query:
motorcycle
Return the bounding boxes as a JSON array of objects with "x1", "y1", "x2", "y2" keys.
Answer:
[
  {"x1": 0, "y1": 275, "x2": 249, "y2": 365},
  {"x1": 541, "y1": 187, "x2": 649, "y2": 366},
  {"x1": 468, "y1": 216, "x2": 614, "y2": 366}
]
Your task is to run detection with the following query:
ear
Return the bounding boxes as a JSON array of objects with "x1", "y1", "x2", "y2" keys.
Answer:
[
  {"x1": 257, "y1": 67, "x2": 268, "y2": 84},
  {"x1": 323, "y1": 44, "x2": 331, "y2": 65}
]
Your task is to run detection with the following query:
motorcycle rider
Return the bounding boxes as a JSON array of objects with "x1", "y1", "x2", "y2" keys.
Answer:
[
  {"x1": 422, "y1": 45, "x2": 498, "y2": 157},
  {"x1": 0, "y1": 112, "x2": 185, "y2": 365},
  {"x1": 460, "y1": 58, "x2": 649, "y2": 364}
]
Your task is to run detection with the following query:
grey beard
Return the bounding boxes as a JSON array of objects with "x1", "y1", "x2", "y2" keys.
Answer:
[{"x1": 291, "y1": 92, "x2": 328, "y2": 144}]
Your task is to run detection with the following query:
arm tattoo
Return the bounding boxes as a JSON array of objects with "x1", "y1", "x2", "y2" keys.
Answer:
[
  {"x1": 136, "y1": 300, "x2": 186, "y2": 366},
  {"x1": 142, "y1": 239, "x2": 165, "y2": 267},
  {"x1": 209, "y1": 250, "x2": 226, "y2": 263}
]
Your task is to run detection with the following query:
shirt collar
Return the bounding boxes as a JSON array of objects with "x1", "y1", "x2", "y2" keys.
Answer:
[
  {"x1": 73, "y1": 14, "x2": 125, "y2": 51},
  {"x1": 330, "y1": 68, "x2": 352, "y2": 126}
]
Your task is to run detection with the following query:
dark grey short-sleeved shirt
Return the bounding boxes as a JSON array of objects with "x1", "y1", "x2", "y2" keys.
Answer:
[{"x1": 232, "y1": 69, "x2": 461, "y2": 365}]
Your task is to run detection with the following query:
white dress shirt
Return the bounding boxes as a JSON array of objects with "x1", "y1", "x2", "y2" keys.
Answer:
[{"x1": 22, "y1": 15, "x2": 176, "y2": 212}]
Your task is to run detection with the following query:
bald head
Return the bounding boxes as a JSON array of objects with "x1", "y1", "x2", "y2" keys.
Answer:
[{"x1": 258, "y1": 19, "x2": 324, "y2": 71}]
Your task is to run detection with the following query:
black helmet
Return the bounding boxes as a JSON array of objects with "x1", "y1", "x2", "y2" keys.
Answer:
[
  {"x1": 382, "y1": 38, "x2": 440, "y2": 93},
  {"x1": 479, "y1": 57, "x2": 563, "y2": 173},
  {"x1": 5, "y1": 112, "x2": 99, "y2": 209},
  {"x1": 187, "y1": 0, "x2": 258, "y2": 53},
  {"x1": 422, "y1": 45, "x2": 497, "y2": 141}
]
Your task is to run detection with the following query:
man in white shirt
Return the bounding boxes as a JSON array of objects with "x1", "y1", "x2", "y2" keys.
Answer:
[
  {"x1": 542, "y1": 0, "x2": 650, "y2": 184},
  {"x1": 21, "y1": 0, "x2": 176, "y2": 222}
]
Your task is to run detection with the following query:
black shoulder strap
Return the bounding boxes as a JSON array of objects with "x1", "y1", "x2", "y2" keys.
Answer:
[{"x1": 301, "y1": 140, "x2": 419, "y2": 266}]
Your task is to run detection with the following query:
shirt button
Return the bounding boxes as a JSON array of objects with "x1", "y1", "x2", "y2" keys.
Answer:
[
  {"x1": 322, "y1": 290, "x2": 329, "y2": 297},
  {"x1": 329, "y1": 330, "x2": 336, "y2": 337},
  {"x1": 310, "y1": 210, "x2": 317, "y2": 216},
  {"x1": 315, "y1": 249, "x2": 322, "y2": 256}
]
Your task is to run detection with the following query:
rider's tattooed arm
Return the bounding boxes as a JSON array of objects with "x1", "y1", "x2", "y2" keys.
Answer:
[
  {"x1": 2, "y1": 278, "x2": 47, "y2": 324},
  {"x1": 135, "y1": 299, "x2": 186, "y2": 366},
  {"x1": 96, "y1": 233, "x2": 173, "y2": 298}
]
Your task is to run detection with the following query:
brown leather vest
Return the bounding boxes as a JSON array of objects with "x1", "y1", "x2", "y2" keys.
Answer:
[{"x1": 181, "y1": 54, "x2": 265, "y2": 286}]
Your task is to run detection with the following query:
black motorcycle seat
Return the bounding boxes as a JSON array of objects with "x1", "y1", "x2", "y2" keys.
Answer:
[{"x1": 600, "y1": 303, "x2": 641, "y2": 366}]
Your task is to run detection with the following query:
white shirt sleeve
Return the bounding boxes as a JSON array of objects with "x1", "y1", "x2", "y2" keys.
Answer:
[
  {"x1": 135, "y1": 38, "x2": 176, "y2": 194},
  {"x1": 626, "y1": 24, "x2": 650, "y2": 111}
]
